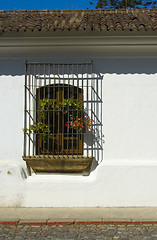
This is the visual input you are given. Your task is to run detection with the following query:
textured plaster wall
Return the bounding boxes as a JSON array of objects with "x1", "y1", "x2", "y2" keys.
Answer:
[
  {"x1": 0, "y1": 75, "x2": 25, "y2": 206},
  {"x1": 0, "y1": 75, "x2": 24, "y2": 164},
  {"x1": 0, "y1": 54, "x2": 157, "y2": 207},
  {"x1": 103, "y1": 73, "x2": 157, "y2": 161}
]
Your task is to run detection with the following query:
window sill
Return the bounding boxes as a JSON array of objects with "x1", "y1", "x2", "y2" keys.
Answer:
[{"x1": 23, "y1": 155, "x2": 94, "y2": 176}]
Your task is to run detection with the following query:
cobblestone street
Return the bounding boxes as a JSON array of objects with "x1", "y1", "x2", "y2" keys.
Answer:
[{"x1": 1, "y1": 223, "x2": 157, "y2": 240}]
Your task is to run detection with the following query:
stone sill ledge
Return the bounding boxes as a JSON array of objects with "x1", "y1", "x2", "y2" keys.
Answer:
[{"x1": 23, "y1": 155, "x2": 94, "y2": 176}]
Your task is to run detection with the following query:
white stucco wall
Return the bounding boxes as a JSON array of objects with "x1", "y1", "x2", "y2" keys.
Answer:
[{"x1": 1, "y1": 36, "x2": 157, "y2": 207}]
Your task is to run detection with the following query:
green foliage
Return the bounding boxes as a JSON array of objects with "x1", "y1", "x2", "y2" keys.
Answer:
[
  {"x1": 23, "y1": 122, "x2": 53, "y2": 142},
  {"x1": 24, "y1": 122, "x2": 49, "y2": 134},
  {"x1": 90, "y1": 0, "x2": 157, "y2": 8},
  {"x1": 23, "y1": 97, "x2": 83, "y2": 137},
  {"x1": 39, "y1": 97, "x2": 82, "y2": 119}
]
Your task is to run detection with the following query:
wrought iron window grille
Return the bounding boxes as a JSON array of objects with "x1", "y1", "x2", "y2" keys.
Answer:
[{"x1": 23, "y1": 61, "x2": 103, "y2": 174}]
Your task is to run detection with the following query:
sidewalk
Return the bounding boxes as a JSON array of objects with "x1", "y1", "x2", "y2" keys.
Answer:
[{"x1": 0, "y1": 207, "x2": 157, "y2": 224}]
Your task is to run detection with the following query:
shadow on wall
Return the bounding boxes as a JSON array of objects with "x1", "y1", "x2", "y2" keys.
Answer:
[
  {"x1": 94, "y1": 58, "x2": 157, "y2": 75},
  {"x1": 0, "y1": 58, "x2": 157, "y2": 76}
]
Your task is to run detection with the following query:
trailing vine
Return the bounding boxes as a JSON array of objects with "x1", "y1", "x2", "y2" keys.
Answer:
[{"x1": 23, "y1": 97, "x2": 84, "y2": 138}]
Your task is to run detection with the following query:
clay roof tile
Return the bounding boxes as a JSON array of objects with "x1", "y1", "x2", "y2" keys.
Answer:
[{"x1": 0, "y1": 9, "x2": 157, "y2": 33}]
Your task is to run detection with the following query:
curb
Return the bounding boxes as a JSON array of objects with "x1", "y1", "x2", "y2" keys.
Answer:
[
  {"x1": 0, "y1": 221, "x2": 18, "y2": 225},
  {"x1": 1, "y1": 220, "x2": 157, "y2": 225}
]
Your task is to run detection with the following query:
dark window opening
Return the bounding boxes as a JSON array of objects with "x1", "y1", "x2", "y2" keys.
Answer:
[{"x1": 36, "y1": 84, "x2": 84, "y2": 155}]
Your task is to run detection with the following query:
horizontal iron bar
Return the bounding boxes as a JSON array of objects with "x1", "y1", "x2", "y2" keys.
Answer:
[{"x1": 25, "y1": 61, "x2": 93, "y2": 65}]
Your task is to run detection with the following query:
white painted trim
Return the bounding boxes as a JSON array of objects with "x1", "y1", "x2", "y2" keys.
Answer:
[{"x1": 26, "y1": 172, "x2": 97, "y2": 182}]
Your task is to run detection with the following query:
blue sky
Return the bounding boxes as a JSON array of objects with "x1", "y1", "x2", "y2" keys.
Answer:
[
  {"x1": 1, "y1": 0, "x2": 156, "y2": 11},
  {"x1": 0, "y1": 0, "x2": 94, "y2": 11}
]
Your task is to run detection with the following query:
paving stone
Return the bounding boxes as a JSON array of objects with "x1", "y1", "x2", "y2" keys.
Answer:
[
  {"x1": 0, "y1": 223, "x2": 157, "y2": 239},
  {"x1": 14, "y1": 237, "x2": 24, "y2": 240}
]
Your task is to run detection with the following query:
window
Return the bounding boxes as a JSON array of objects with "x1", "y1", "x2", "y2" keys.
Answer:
[
  {"x1": 35, "y1": 83, "x2": 84, "y2": 156},
  {"x1": 23, "y1": 62, "x2": 102, "y2": 174}
]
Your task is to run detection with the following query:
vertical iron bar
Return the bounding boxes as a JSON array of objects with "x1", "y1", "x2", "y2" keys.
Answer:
[
  {"x1": 53, "y1": 64, "x2": 55, "y2": 157},
  {"x1": 38, "y1": 63, "x2": 41, "y2": 155},
  {"x1": 94, "y1": 73, "x2": 96, "y2": 160},
  {"x1": 76, "y1": 64, "x2": 79, "y2": 158},
  {"x1": 58, "y1": 64, "x2": 60, "y2": 157},
  {"x1": 48, "y1": 64, "x2": 51, "y2": 156},
  {"x1": 96, "y1": 73, "x2": 99, "y2": 162},
  {"x1": 101, "y1": 76, "x2": 103, "y2": 163},
  {"x1": 86, "y1": 64, "x2": 89, "y2": 157},
  {"x1": 24, "y1": 61, "x2": 27, "y2": 156},
  {"x1": 72, "y1": 64, "x2": 74, "y2": 157},
  {"x1": 81, "y1": 64, "x2": 84, "y2": 157},
  {"x1": 91, "y1": 63, "x2": 93, "y2": 157},
  {"x1": 28, "y1": 64, "x2": 31, "y2": 156},
  {"x1": 62, "y1": 64, "x2": 65, "y2": 156},
  {"x1": 32, "y1": 64, "x2": 35, "y2": 156},
  {"x1": 43, "y1": 64, "x2": 46, "y2": 156},
  {"x1": 67, "y1": 64, "x2": 70, "y2": 157}
]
